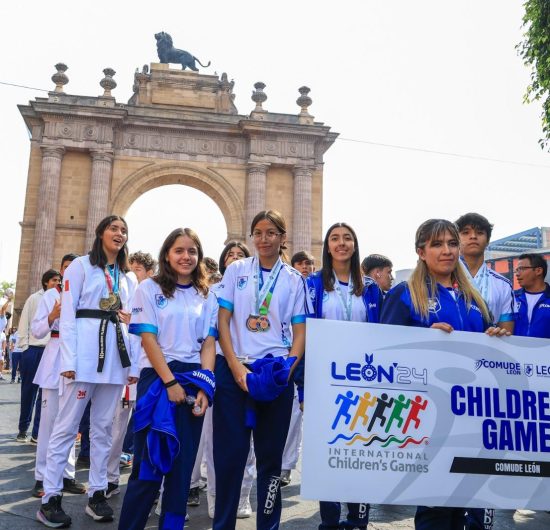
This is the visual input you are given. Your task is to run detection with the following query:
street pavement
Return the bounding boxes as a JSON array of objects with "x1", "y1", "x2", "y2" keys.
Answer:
[{"x1": 1, "y1": 376, "x2": 549, "y2": 529}]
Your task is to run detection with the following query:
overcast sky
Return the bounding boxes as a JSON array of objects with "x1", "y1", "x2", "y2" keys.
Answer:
[{"x1": 1, "y1": 0, "x2": 548, "y2": 285}]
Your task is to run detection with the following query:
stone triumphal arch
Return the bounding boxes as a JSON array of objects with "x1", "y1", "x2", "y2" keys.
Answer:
[{"x1": 14, "y1": 62, "x2": 337, "y2": 314}]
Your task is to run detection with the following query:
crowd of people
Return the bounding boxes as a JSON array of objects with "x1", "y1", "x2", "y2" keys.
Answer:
[{"x1": 1, "y1": 209, "x2": 549, "y2": 530}]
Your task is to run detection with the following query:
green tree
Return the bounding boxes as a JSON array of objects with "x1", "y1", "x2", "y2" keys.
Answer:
[
  {"x1": 517, "y1": 0, "x2": 550, "y2": 149},
  {"x1": 1, "y1": 281, "x2": 15, "y2": 292}
]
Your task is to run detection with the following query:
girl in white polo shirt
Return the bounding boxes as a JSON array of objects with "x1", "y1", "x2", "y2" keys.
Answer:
[
  {"x1": 118, "y1": 227, "x2": 217, "y2": 530},
  {"x1": 214, "y1": 210, "x2": 310, "y2": 530}
]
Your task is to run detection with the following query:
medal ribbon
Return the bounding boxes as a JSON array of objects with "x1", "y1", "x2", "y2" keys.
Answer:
[
  {"x1": 332, "y1": 272, "x2": 354, "y2": 321},
  {"x1": 104, "y1": 264, "x2": 120, "y2": 295},
  {"x1": 254, "y1": 258, "x2": 283, "y2": 316}
]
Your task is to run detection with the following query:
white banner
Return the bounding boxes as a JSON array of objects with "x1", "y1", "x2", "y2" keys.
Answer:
[{"x1": 301, "y1": 320, "x2": 550, "y2": 510}]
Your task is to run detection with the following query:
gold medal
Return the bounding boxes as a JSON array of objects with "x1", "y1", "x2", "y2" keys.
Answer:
[
  {"x1": 99, "y1": 297, "x2": 111, "y2": 310},
  {"x1": 110, "y1": 293, "x2": 121, "y2": 311},
  {"x1": 246, "y1": 314, "x2": 259, "y2": 332},
  {"x1": 257, "y1": 315, "x2": 271, "y2": 332}
]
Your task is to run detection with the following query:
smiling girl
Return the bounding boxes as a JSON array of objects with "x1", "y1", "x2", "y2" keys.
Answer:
[
  {"x1": 38, "y1": 215, "x2": 138, "y2": 527},
  {"x1": 118, "y1": 227, "x2": 218, "y2": 530}
]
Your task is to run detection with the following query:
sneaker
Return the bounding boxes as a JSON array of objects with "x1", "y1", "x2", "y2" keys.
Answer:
[
  {"x1": 16, "y1": 432, "x2": 28, "y2": 442},
  {"x1": 36, "y1": 494, "x2": 71, "y2": 528},
  {"x1": 119, "y1": 453, "x2": 132, "y2": 468},
  {"x1": 280, "y1": 469, "x2": 291, "y2": 487},
  {"x1": 187, "y1": 486, "x2": 200, "y2": 506},
  {"x1": 85, "y1": 491, "x2": 113, "y2": 522},
  {"x1": 237, "y1": 496, "x2": 252, "y2": 518},
  {"x1": 30, "y1": 436, "x2": 39, "y2": 444},
  {"x1": 62, "y1": 478, "x2": 86, "y2": 494},
  {"x1": 207, "y1": 492, "x2": 215, "y2": 519},
  {"x1": 105, "y1": 482, "x2": 120, "y2": 499},
  {"x1": 10, "y1": 379, "x2": 15, "y2": 384},
  {"x1": 31, "y1": 480, "x2": 45, "y2": 498}
]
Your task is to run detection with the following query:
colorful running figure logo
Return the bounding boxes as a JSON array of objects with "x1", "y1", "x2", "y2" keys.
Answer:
[
  {"x1": 367, "y1": 393, "x2": 394, "y2": 431},
  {"x1": 403, "y1": 395, "x2": 428, "y2": 434},
  {"x1": 332, "y1": 391, "x2": 359, "y2": 430}
]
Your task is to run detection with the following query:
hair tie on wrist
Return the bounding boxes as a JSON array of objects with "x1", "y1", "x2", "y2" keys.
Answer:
[{"x1": 164, "y1": 379, "x2": 178, "y2": 388}]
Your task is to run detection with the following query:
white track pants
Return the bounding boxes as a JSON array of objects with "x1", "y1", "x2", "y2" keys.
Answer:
[
  {"x1": 42, "y1": 381, "x2": 122, "y2": 503},
  {"x1": 201, "y1": 405, "x2": 255, "y2": 497},
  {"x1": 107, "y1": 400, "x2": 132, "y2": 483},
  {"x1": 281, "y1": 390, "x2": 303, "y2": 470},
  {"x1": 35, "y1": 388, "x2": 76, "y2": 481}
]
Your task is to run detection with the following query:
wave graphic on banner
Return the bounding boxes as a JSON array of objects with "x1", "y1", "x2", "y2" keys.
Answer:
[{"x1": 328, "y1": 432, "x2": 429, "y2": 448}]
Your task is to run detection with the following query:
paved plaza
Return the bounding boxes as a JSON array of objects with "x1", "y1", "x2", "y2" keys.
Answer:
[{"x1": 0, "y1": 379, "x2": 549, "y2": 529}]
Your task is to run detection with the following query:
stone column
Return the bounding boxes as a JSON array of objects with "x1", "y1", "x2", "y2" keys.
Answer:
[
  {"x1": 30, "y1": 145, "x2": 65, "y2": 291},
  {"x1": 245, "y1": 163, "x2": 269, "y2": 235},
  {"x1": 292, "y1": 165, "x2": 313, "y2": 253},
  {"x1": 84, "y1": 149, "x2": 114, "y2": 251}
]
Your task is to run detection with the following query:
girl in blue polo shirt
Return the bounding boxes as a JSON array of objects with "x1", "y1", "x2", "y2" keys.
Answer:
[
  {"x1": 307, "y1": 222, "x2": 382, "y2": 530},
  {"x1": 215, "y1": 210, "x2": 310, "y2": 530},
  {"x1": 118, "y1": 227, "x2": 218, "y2": 530},
  {"x1": 381, "y1": 218, "x2": 508, "y2": 530}
]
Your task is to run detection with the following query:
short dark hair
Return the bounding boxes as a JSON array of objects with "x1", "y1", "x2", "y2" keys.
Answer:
[
  {"x1": 519, "y1": 253, "x2": 548, "y2": 278},
  {"x1": 61, "y1": 253, "x2": 79, "y2": 266},
  {"x1": 5, "y1": 311, "x2": 11, "y2": 320},
  {"x1": 361, "y1": 254, "x2": 393, "y2": 276},
  {"x1": 129, "y1": 251, "x2": 156, "y2": 272},
  {"x1": 291, "y1": 251, "x2": 314, "y2": 267},
  {"x1": 203, "y1": 257, "x2": 219, "y2": 274},
  {"x1": 455, "y1": 213, "x2": 493, "y2": 240},
  {"x1": 41, "y1": 269, "x2": 60, "y2": 290}
]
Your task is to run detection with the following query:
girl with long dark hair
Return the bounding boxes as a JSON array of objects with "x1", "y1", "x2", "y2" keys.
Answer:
[
  {"x1": 307, "y1": 222, "x2": 383, "y2": 529},
  {"x1": 118, "y1": 227, "x2": 217, "y2": 530},
  {"x1": 38, "y1": 215, "x2": 138, "y2": 527}
]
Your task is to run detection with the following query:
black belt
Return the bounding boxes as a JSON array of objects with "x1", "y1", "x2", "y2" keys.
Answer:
[{"x1": 75, "y1": 309, "x2": 131, "y2": 373}]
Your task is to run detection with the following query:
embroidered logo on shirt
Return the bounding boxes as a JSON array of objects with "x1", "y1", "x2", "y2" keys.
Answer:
[
  {"x1": 77, "y1": 390, "x2": 87, "y2": 400},
  {"x1": 155, "y1": 294, "x2": 168, "y2": 309},
  {"x1": 64, "y1": 280, "x2": 70, "y2": 291},
  {"x1": 237, "y1": 276, "x2": 248, "y2": 290},
  {"x1": 427, "y1": 298, "x2": 441, "y2": 313}
]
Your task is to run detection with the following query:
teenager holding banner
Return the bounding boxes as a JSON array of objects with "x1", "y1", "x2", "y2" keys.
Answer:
[
  {"x1": 215, "y1": 210, "x2": 309, "y2": 530},
  {"x1": 307, "y1": 222, "x2": 382, "y2": 530},
  {"x1": 118, "y1": 227, "x2": 217, "y2": 529},
  {"x1": 38, "y1": 216, "x2": 138, "y2": 527},
  {"x1": 381, "y1": 218, "x2": 508, "y2": 530}
]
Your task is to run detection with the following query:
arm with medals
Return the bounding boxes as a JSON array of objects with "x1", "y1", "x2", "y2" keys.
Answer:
[{"x1": 59, "y1": 259, "x2": 84, "y2": 378}]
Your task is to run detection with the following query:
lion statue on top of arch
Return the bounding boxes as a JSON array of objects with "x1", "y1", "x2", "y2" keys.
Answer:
[{"x1": 154, "y1": 32, "x2": 211, "y2": 71}]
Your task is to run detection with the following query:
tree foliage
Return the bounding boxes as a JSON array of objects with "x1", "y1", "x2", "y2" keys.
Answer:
[{"x1": 517, "y1": 0, "x2": 550, "y2": 149}]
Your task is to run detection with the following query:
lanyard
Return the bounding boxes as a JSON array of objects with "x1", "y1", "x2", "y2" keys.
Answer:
[
  {"x1": 254, "y1": 258, "x2": 283, "y2": 316},
  {"x1": 104, "y1": 264, "x2": 119, "y2": 295},
  {"x1": 332, "y1": 271, "x2": 354, "y2": 321}
]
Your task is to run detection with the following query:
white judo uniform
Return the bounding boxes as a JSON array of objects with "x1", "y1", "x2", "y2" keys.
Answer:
[
  {"x1": 31, "y1": 286, "x2": 76, "y2": 483},
  {"x1": 42, "y1": 256, "x2": 138, "y2": 503}
]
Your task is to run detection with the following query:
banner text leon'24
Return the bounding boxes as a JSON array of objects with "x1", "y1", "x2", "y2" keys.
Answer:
[{"x1": 301, "y1": 320, "x2": 550, "y2": 510}]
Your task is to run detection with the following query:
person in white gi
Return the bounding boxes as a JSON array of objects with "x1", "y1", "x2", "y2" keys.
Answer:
[
  {"x1": 30, "y1": 253, "x2": 85, "y2": 499},
  {"x1": 37, "y1": 216, "x2": 138, "y2": 528}
]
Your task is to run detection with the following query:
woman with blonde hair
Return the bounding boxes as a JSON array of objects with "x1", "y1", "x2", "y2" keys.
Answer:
[{"x1": 381, "y1": 218, "x2": 508, "y2": 530}]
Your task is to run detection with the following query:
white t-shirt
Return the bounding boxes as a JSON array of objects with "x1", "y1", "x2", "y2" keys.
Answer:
[
  {"x1": 59, "y1": 256, "x2": 138, "y2": 384},
  {"x1": 216, "y1": 257, "x2": 311, "y2": 360},
  {"x1": 525, "y1": 291, "x2": 544, "y2": 323},
  {"x1": 129, "y1": 278, "x2": 218, "y2": 366},
  {"x1": 317, "y1": 280, "x2": 367, "y2": 322}
]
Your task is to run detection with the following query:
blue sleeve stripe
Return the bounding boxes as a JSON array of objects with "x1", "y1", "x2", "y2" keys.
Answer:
[
  {"x1": 291, "y1": 314, "x2": 307, "y2": 324},
  {"x1": 218, "y1": 298, "x2": 234, "y2": 312},
  {"x1": 129, "y1": 323, "x2": 158, "y2": 336},
  {"x1": 208, "y1": 326, "x2": 218, "y2": 339},
  {"x1": 499, "y1": 313, "x2": 515, "y2": 322}
]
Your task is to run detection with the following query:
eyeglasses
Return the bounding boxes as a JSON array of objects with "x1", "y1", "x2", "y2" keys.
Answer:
[
  {"x1": 514, "y1": 266, "x2": 538, "y2": 273},
  {"x1": 250, "y1": 231, "x2": 282, "y2": 241}
]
